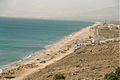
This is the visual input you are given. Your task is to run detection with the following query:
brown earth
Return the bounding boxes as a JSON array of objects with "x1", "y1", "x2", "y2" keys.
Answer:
[
  {"x1": 98, "y1": 29, "x2": 119, "y2": 38},
  {"x1": 24, "y1": 42, "x2": 119, "y2": 80}
]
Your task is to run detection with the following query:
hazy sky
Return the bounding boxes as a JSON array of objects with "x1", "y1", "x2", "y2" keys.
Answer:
[{"x1": 0, "y1": 0, "x2": 119, "y2": 20}]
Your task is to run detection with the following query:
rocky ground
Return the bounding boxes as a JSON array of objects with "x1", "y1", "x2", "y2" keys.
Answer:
[{"x1": 23, "y1": 42, "x2": 119, "y2": 80}]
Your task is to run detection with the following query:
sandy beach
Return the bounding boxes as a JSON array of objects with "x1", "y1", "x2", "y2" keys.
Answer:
[{"x1": 0, "y1": 22, "x2": 100, "y2": 80}]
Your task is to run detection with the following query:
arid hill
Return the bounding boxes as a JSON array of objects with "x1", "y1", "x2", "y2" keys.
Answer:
[{"x1": 24, "y1": 42, "x2": 119, "y2": 80}]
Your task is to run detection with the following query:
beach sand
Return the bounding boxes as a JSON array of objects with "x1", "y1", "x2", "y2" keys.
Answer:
[{"x1": 0, "y1": 22, "x2": 100, "y2": 80}]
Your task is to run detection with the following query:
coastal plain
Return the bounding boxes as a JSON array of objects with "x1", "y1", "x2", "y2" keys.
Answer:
[{"x1": 0, "y1": 22, "x2": 120, "y2": 80}]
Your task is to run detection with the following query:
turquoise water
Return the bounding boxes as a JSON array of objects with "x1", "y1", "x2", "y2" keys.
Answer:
[{"x1": 0, "y1": 17, "x2": 94, "y2": 68}]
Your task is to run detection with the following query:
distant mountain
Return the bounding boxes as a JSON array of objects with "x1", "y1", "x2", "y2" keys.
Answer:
[{"x1": 80, "y1": 6, "x2": 119, "y2": 22}]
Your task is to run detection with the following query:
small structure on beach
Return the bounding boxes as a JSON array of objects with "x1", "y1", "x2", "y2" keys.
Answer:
[
  {"x1": 113, "y1": 38, "x2": 120, "y2": 42},
  {"x1": 99, "y1": 40, "x2": 106, "y2": 44},
  {"x1": 117, "y1": 25, "x2": 120, "y2": 30},
  {"x1": 106, "y1": 39, "x2": 114, "y2": 42},
  {"x1": 86, "y1": 40, "x2": 92, "y2": 44},
  {"x1": 91, "y1": 38, "x2": 100, "y2": 44}
]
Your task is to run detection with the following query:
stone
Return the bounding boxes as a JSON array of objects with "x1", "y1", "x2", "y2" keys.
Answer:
[
  {"x1": 40, "y1": 60, "x2": 46, "y2": 63},
  {"x1": 78, "y1": 78, "x2": 82, "y2": 80},
  {"x1": 36, "y1": 59, "x2": 40, "y2": 61},
  {"x1": 4, "y1": 76, "x2": 15, "y2": 79}
]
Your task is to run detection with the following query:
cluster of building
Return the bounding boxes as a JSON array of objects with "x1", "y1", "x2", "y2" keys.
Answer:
[
  {"x1": 74, "y1": 22, "x2": 120, "y2": 51},
  {"x1": 74, "y1": 37, "x2": 120, "y2": 51},
  {"x1": 64, "y1": 22, "x2": 120, "y2": 52},
  {"x1": 97, "y1": 23, "x2": 120, "y2": 30}
]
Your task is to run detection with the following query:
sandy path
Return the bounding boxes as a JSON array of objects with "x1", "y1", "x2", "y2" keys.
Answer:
[{"x1": 14, "y1": 48, "x2": 74, "y2": 80}]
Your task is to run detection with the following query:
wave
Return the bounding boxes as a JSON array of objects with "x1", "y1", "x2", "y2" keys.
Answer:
[
  {"x1": 25, "y1": 55, "x2": 32, "y2": 59},
  {"x1": 45, "y1": 44, "x2": 52, "y2": 49},
  {"x1": 0, "y1": 49, "x2": 45, "y2": 71},
  {"x1": 0, "y1": 59, "x2": 22, "y2": 72},
  {"x1": 22, "y1": 54, "x2": 33, "y2": 60},
  {"x1": 0, "y1": 69, "x2": 2, "y2": 73}
]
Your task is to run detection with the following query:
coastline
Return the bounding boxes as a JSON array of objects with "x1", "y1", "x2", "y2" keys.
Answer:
[
  {"x1": 0, "y1": 22, "x2": 100, "y2": 80},
  {"x1": 17, "y1": 22, "x2": 96, "y2": 65}
]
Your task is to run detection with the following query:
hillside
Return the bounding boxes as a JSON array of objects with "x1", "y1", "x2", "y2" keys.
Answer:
[{"x1": 24, "y1": 42, "x2": 119, "y2": 80}]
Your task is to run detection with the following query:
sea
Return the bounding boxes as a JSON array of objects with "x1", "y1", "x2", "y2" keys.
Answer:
[{"x1": 0, "y1": 17, "x2": 94, "y2": 70}]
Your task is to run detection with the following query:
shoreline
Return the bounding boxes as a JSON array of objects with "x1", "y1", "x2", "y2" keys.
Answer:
[
  {"x1": 1, "y1": 22, "x2": 95, "y2": 70},
  {"x1": 17, "y1": 22, "x2": 96, "y2": 64},
  {"x1": 0, "y1": 22, "x2": 100, "y2": 80}
]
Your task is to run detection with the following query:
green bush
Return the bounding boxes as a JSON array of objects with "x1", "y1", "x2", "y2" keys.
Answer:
[
  {"x1": 104, "y1": 72, "x2": 119, "y2": 80},
  {"x1": 53, "y1": 74, "x2": 65, "y2": 80},
  {"x1": 115, "y1": 67, "x2": 120, "y2": 77}
]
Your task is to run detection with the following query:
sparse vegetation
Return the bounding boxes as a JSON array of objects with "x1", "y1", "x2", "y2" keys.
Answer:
[
  {"x1": 89, "y1": 36, "x2": 93, "y2": 39},
  {"x1": 23, "y1": 42, "x2": 119, "y2": 80},
  {"x1": 53, "y1": 74, "x2": 65, "y2": 80},
  {"x1": 104, "y1": 67, "x2": 120, "y2": 80},
  {"x1": 104, "y1": 72, "x2": 119, "y2": 80},
  {"x1": 115, "y1": 67, "x2": 120, "y2": 77}
]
